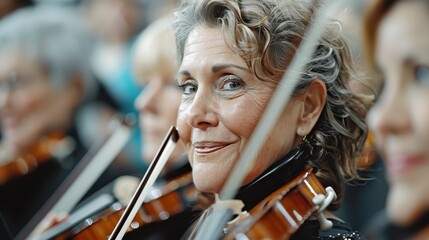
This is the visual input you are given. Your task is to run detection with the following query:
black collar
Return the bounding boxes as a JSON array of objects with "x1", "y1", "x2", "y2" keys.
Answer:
[{"x1": 235, "y1": 143, "x2": 310, "y2": 210}]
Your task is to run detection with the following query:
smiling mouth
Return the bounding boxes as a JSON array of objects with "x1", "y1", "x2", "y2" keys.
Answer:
[
  {"x1": 193, "y1": 142, "x2": 232, "y2": 154},
  {"x1": 387, "y1": 154, "x2": 425, "y2": 176}
]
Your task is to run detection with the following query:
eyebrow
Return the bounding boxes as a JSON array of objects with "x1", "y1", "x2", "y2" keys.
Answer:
[
  {"x1": 177, "y1": 63, "x2": 251, "y2": 78},
  {"x1": 177, "y1": 64, "x2": 250, "y2": 76},
  {"x1": 177, "y1": 70, "x2": 191, "y2": 77},
  {"x1": 211, "y1": 63, "x2": 250, "y2": 73}
]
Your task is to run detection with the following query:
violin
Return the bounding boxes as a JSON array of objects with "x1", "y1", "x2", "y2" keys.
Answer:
[
  {"x1": 224, "y1": 168, "x2": 336, "y2": 239},
  {"x1": 42, "y1": 169, "x2": 198, "y2": 239},
  {"x1": 16, "y1": 117, "x2": 133, "y2": 240},
  {"x1": 0, "y1": 132, "x2": 71, "y2": 185}
]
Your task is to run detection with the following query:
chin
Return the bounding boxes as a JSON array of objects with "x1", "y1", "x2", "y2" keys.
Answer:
[
  {"x1": 387, "y1": 204, "x2": 418, "y2": 227},
  {"x1": 387, "y1": 186, "x2": 427, "y2": 227},
  {"x1": 192, "y1": 165, "x2": 223, "y2": 193},
  {"x1": 194, "y1": 176, "x2": 221, "y2": 193}
]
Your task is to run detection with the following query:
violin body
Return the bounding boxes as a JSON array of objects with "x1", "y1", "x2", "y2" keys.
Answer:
[
  {"x1": 0, "y1": 133, "x2": 69, "y2": 185},
  {"x1": 0, "y1": 154, "x2": 49, "y2": 185},
  {"x1": 51, "y1": 172, "x2": 197, "y2": 239},
  {"x1": 143, "y1": 172, "x2": 197, "y2": 222},
  {"x1": 56, "y1": 203, "x2": 147, "y2": 240},
  {"x1": 225, "y1": 168, "x2": 327, "y2": 239}
]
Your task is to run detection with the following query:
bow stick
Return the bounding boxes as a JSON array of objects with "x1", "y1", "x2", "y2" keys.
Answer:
[{"x1": 109, "y1": 126, "x2": 180, "y2": 240}]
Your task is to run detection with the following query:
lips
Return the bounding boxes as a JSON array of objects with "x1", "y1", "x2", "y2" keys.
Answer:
[
  {"x1": 193, "y1": 141, "x2": 232, "y2": 154},
  {"x1": 387, "y1": 154, "x2": 425, "y2": 176}
]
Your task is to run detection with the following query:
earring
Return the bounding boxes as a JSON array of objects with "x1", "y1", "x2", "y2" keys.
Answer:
[{"x1": 300, "y1": 128, "x2": 306, "y2": 136}]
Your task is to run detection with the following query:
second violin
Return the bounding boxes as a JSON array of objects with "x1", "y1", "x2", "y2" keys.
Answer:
[
  {"x1": 0, "y1": 133, "x2": 73, "y2": 185},
  {"x1": 48, "y1": 170, "x2": 197, "y2": 240}
]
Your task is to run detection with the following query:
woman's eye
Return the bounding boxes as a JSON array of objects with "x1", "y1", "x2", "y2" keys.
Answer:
[
  {"x1": 416, "y1": 66, "x2": 429, "y2": 85},
  {"x1": 178, "y1": 82, "x2": 198, "y2": 95},
  {"x1": 220, "y1": 76, "x2": 243, "y2": 91}
]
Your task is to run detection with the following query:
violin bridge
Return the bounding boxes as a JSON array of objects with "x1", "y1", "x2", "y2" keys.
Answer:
[{"x1": 211, "y1": 196, "x2": 250, "y2": 233}]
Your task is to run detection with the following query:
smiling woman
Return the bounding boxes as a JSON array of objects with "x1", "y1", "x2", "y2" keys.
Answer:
[
  {"x1": 173, "y1": 0, "x2": 369, "y2": 239},
  {"x1": 364, "y1": 0, "x2": 429, "y2": 239},
  {"x1": 177, "y1": 26, "x2": 298, "y2": 192}
]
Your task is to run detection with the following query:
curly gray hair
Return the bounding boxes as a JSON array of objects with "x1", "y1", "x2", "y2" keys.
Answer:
[{"x1": 174, "y1": 0, "x2": 368, "y2": 210}]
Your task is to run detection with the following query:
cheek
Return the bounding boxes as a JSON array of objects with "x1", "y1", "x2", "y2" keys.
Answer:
[
  {"x1": 246, "y1": 105, "x2": 299, "y2": 184},
  {"x1": 266, "y1": 104, "x2": 300, "y2": 157},
  {"x1": 13, "y1": 89, "x2": 46, "y2": 116},
  {"x1": 414, "y1": 111, "x2": 429, "y2": 140},
  {"x1": 221, "y1": 93, "x2": 271, "y2": 139},
  {"x1": 177, "y1": 103, "x2": 192, "y2": 149},
  {"x1": 177, "y1": 108, "x2": 194, "y2": 167},
  {"x1": 411, "y1": 92, "x2": 429, "y2": 148}
]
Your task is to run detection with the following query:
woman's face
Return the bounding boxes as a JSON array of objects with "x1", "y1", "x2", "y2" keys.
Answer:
[
  {"x1": 177, "y1": 26, "x2": 304, "y2": 193},
  {"x1": 0, "y1": 50, "x2": 80, "y2": 153},
  {"x1": 135, "y1": 67, "x2": 184, "y2": 166},
  {"x1": 86, "y1": 0, "x2": 140, "y2": 43},
  {"x1": 368, "y1": 0, "x2": 429, "y2": 226}
]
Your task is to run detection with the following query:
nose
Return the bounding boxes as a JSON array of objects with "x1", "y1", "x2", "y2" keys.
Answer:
[
  {"x1": 186, "y1": 88, "x2": 218, "y2": 130},
  {"x1": 368, "y1": 86, "x2": 411, "y2": 140},
  {"x1": 134, "y1": 81, "x2": 159, "y2": 114}
]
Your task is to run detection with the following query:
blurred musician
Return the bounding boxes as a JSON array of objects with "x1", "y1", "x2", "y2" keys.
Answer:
[
  {"x1": 123, "y1": 15, "x2": 199, "y2": 239},
  {"x1": 0, "y1": 5, "x2": 97, "y2": 239},
  {"x1": 364, "y1": 0, "x2": 429, "y2": 239}
]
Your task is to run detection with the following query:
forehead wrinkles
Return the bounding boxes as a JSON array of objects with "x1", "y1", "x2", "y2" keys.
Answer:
[
  {"x1": 184, "y1": 34, "x2": 224, "y2": 54},
  {"x1": 181, "y1": 27, "x2": 249, "y2": 73},
  {"x1": 184, "y1": 26, "x2": 232, "y2": 57}
]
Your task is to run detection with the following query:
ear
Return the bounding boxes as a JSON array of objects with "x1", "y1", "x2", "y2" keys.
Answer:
[{"x1": 296, "y1": 79, "x2": 326, "y2": 137}]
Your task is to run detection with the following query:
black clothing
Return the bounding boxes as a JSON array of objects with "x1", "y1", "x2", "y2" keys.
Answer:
[
  {"x1": 236, "y1": 143, "x2": 309, "y2": 211},
  {"x1": 335, "y1": 157, "x2": 388, "y2": 232},
  {"x1": 364, "y1": 210, "x2": 429, "y2": 240},
  {"x1": 291, "y1": 219, "x2": 365, "y2": 240}
]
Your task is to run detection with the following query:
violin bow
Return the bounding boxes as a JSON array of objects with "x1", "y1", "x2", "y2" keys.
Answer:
[
  {"x1": 192, "y1": 0, "x2": 351, "y2": 239},
  {"x1": 16, "y1": 116, "x2": 133, "y2": 240},
  {"x1": 109, "y1": 126, "x2": 180, "y2": 240}
]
